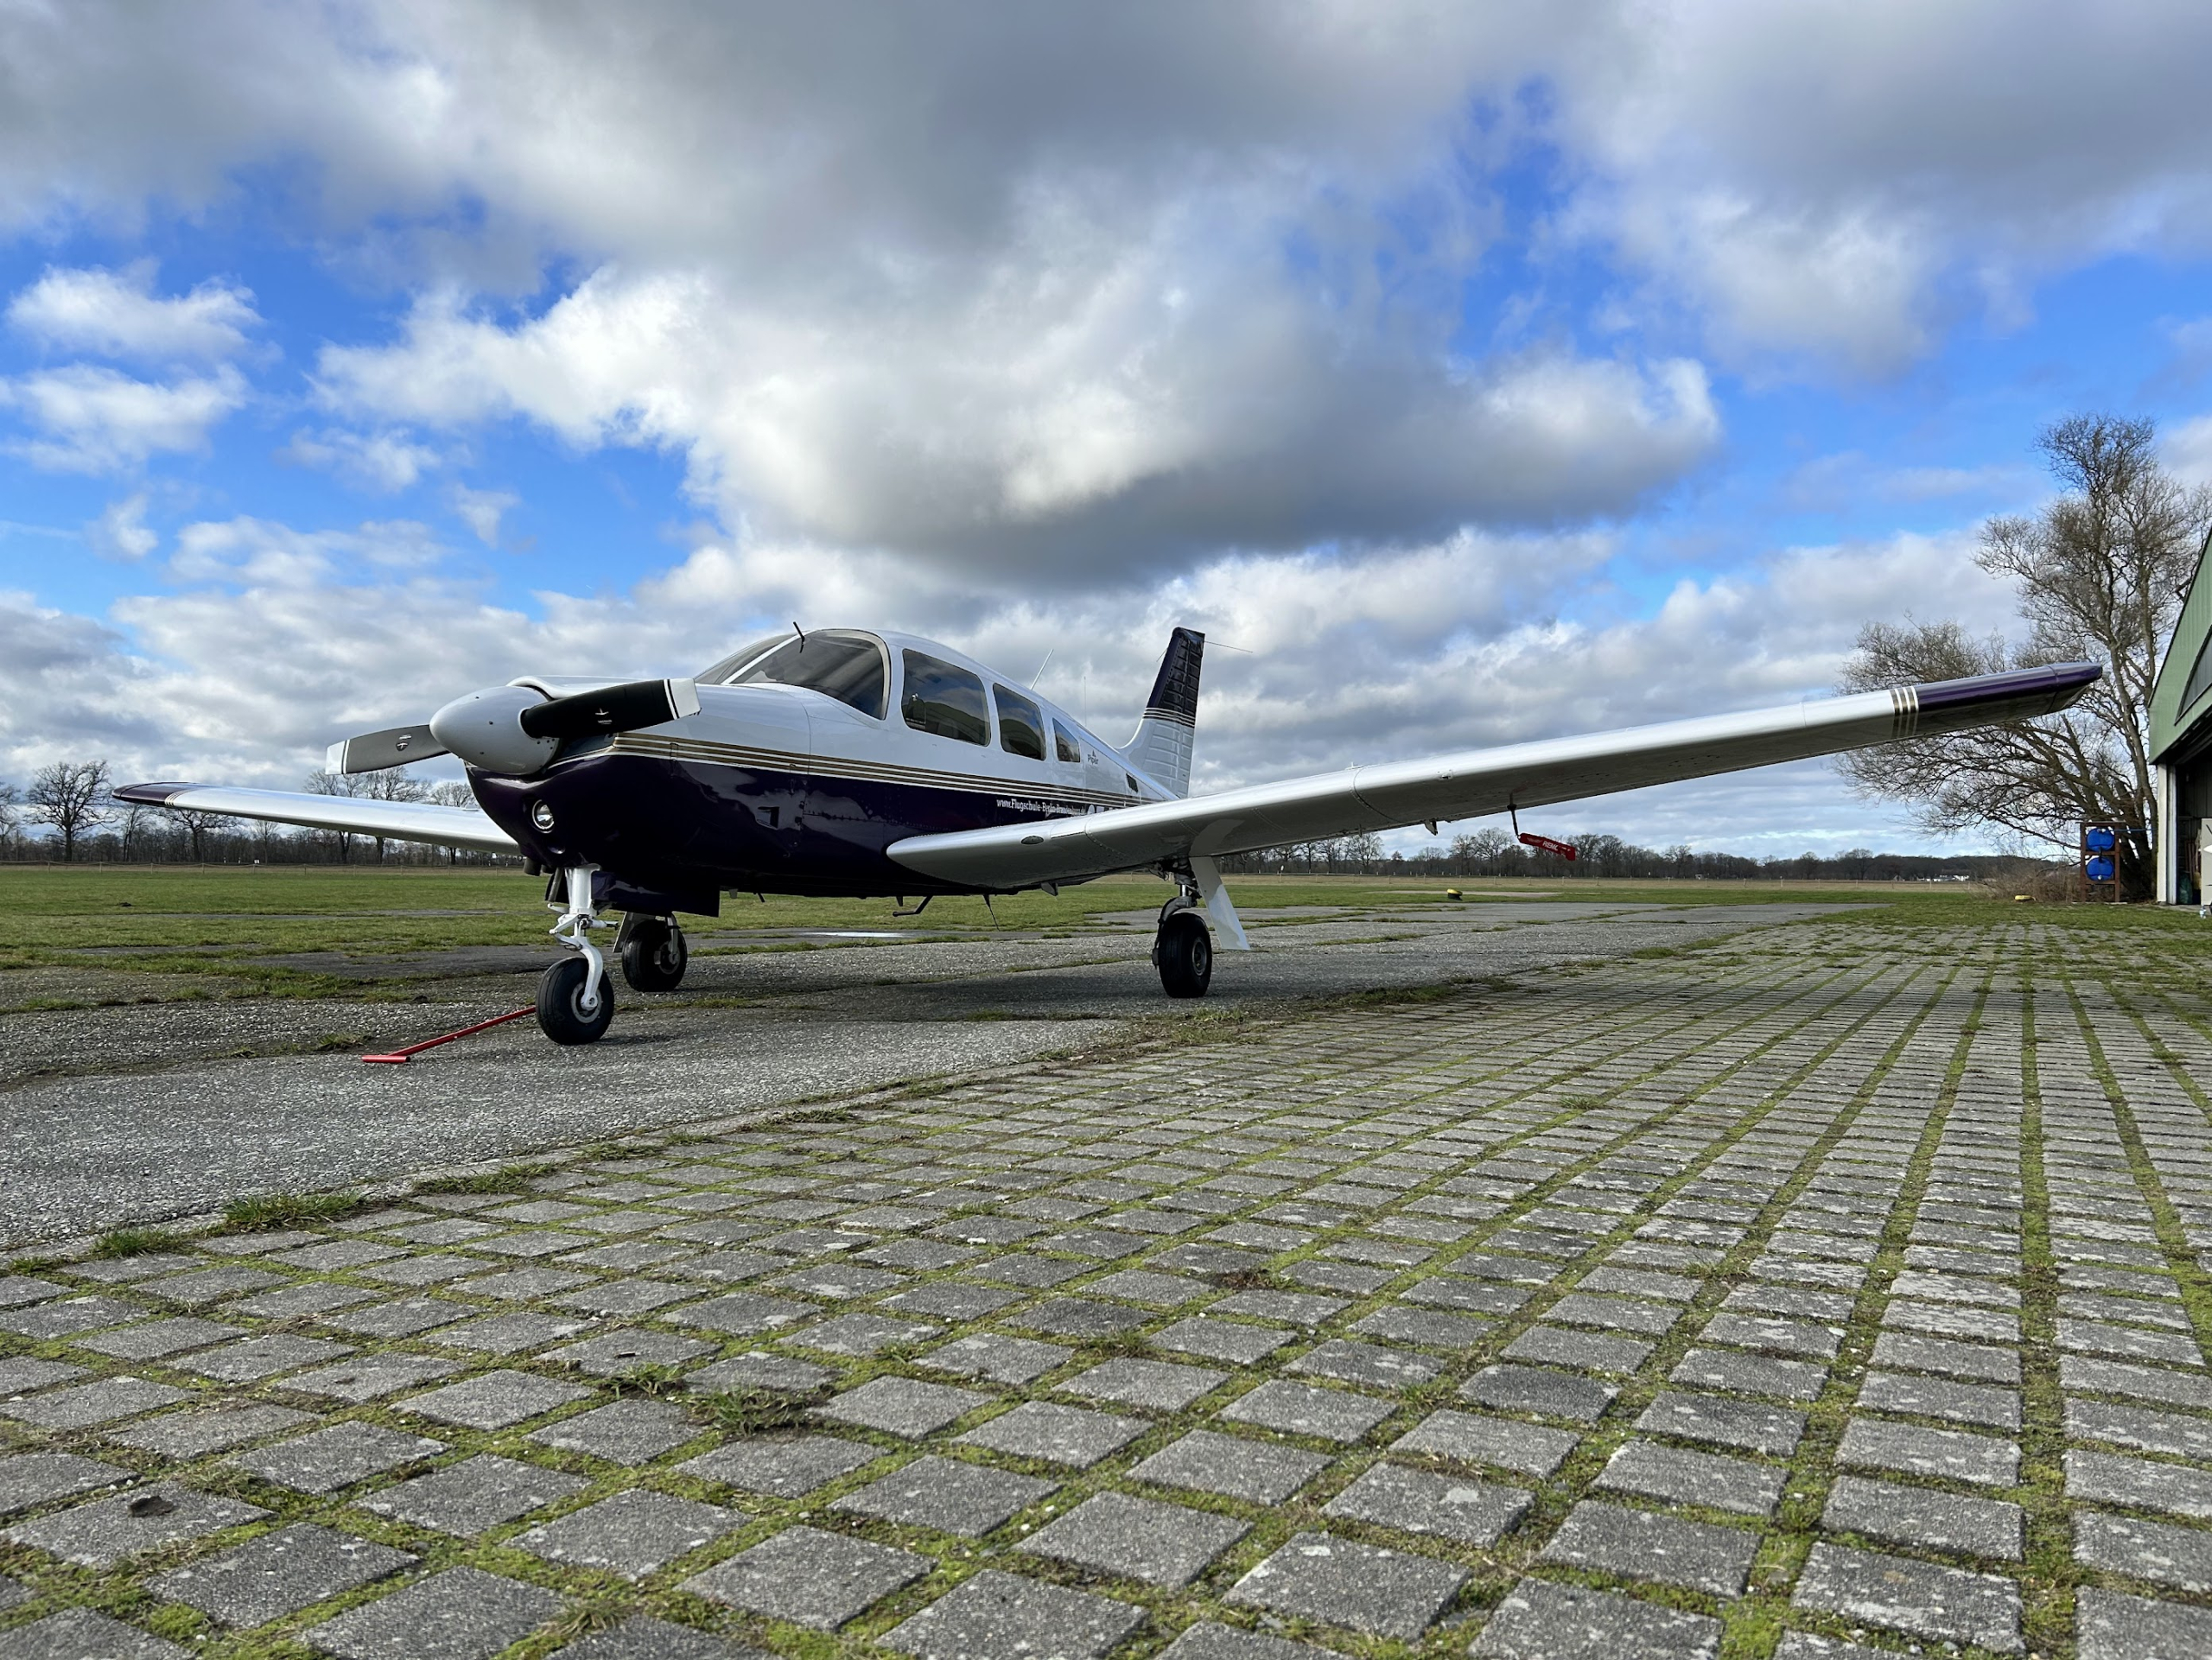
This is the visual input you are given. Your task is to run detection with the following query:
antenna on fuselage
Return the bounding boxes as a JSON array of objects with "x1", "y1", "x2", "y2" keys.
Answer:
[
  {"x1": 791, "y1": 621, "x2": 807, "y2": 647},
  {"x1": 1030, "y1": 648, "x2": 1053, "y2": 689}
]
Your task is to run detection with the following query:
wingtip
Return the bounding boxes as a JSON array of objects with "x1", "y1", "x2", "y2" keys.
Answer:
[
  {"x1": 1913, "y1": 659, "x2": 2101, "y2": 716},
  {"x1": 113, "y1": 782, "x2": 197, "y2": 806}
]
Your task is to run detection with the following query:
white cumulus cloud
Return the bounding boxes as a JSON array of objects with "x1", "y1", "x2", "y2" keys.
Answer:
[
  {"x1": 447, "y1": 484, "x2": 517, "y2": 548},
  {"x1": 7, "y1": 260, "x2": 258, "y2": 361},
  {"x1": 278, "y1": 427, "x2": 443, "y2": 493},
  {"x1": 86, "y1": 492, "x2": 157, "y2": 560},
  {"x1": 0, "y1": 363, "x2": 245, "y2": 473}
]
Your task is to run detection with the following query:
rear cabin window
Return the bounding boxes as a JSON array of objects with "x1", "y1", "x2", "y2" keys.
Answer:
[
  {"x1": 1052, "y1": 720, "x2": 1082, "y2": 765},
  {"x1": 901, "y1": 651, "x2": 989, "y2": 745},
  {"x1": 995, "y1": 686, "x2": 1046, "y2": 760},
  {"x1": 725, "y1": 631, "x2": 888, "y2": 718}
]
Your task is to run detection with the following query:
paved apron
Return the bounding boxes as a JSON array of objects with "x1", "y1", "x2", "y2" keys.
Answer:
[{"x1": 0, "y1": 914, "x2": 2206, "y2": 1656}]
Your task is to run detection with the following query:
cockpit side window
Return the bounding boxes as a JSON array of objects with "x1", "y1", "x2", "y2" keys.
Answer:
[
  {"x1": 901, "y1": 651, "x2": 989, "y2": 745},
  {"x1": 995, "y1": 686, "x2": 1046, "y2": 760},
  {"x1": 1052, "y1": 720, "x2": 1082, "y2": 765},
  {"x1": 722, "y1": 631, "x2": 888, "y2": 719}
]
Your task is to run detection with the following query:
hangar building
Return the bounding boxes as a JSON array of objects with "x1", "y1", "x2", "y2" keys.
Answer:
[{"x1": 2152, "y1": 535, "x2": 2212, "y2": 903}]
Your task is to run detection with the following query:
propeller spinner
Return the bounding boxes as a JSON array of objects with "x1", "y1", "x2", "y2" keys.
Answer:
[{"x1": 325, "y1": 677, "x2": 702, "y2": 778}]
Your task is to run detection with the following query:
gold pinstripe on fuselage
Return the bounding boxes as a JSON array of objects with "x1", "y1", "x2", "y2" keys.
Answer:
[{"x1": 602, "y1": 731, "x2": 1136, "y2": 811}]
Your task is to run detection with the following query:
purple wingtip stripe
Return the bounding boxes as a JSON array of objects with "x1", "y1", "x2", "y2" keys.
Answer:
[
  {"x1": 113, "y1": 782, "x2": 198, "y2": 806},
  {"x1": 1912, "y1": 660, "x2": 2101, "y2": 714}
]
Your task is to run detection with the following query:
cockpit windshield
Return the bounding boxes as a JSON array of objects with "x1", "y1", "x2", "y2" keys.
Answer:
[
  {"x1": 696, "y1": 635, "x2": 788, "y2": 685},
  {"x1": 701, "y1": 630, "x2": 888, "y2": 719}
]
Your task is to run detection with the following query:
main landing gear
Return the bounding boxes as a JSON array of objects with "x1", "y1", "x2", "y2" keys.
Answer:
[
  {"x1": 1153, "y1": 875, "x2": 1213, "y2": 998},
  {"x1": 618, "y1": 913, "x2": 689, "y2": 993}
]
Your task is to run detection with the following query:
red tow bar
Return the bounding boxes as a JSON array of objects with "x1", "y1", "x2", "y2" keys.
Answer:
[{"x1": 362, "y1": 1007, "x2": 536, "y2": 1064}]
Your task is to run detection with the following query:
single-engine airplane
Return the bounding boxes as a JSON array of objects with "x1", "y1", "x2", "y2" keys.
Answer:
[{"x1": 119, "y1": 628, "x2": 2099, "y2": 1046}]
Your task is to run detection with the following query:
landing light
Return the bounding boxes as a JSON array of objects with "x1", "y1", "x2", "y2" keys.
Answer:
[{"x1": 531, "y1": 801, "x2": 556, "y2": 830}]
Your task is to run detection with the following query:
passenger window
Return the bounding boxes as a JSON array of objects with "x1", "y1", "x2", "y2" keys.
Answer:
[
  {"x1": 901, "y1": 651, "x2": 989, "y2": 745},
  {"x1": 995, "y1": 686, "x2": 1046, "y2": 760},
  {"x1": 731, "y1": 631, "x2": 888, "y2": 718},
  {"x1": 1052, "y1": 720, "x2": 1082, "y2": 765}
]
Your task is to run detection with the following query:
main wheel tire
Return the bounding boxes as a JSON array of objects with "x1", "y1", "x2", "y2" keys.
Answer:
[
  {"x1": 620, "y1": 917, "x2": 688, "y2": 992},
  {"x1": 1155, "y1": 912, "x2": 1213, "y2": 998},
  {"x1": 537, "y1": 956, "x2": 614, "y2": 1044}
]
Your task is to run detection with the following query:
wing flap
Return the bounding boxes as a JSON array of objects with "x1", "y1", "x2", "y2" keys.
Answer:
[
  {"x1": 887, "y1": 662, "x2": 2098, "y2": 889},
  {"x1": 114, "y1": 783, "x2": 518, "y2": 854}
]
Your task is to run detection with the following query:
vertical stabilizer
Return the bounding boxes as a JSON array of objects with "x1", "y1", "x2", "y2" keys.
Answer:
[{"x1": 1122, "y1": 626, "x2": 1204, "y2": 797}]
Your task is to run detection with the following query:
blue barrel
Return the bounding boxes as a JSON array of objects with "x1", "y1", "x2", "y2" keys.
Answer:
[{"x1": 2086, "y1": 855, "x2": 2116, "y2": 882}]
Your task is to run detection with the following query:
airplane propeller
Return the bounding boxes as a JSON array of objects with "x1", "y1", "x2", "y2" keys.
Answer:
[{"x1": 325, "y1": 677, "x2": 702, "y2": 778}]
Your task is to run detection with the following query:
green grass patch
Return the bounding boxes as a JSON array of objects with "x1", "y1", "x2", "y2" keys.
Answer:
[
  {"x1": 693, "y1": 1388, "x2": 822, "y2": 1434},
  {"x1": 220, "y1": 1191, "x2": 366, "y2": 1231},
  {"x1": 92, "y1": 1226, "x2": 185, "y2": 1257},
  {"x1": 410, "y1": 1163, "x2": 554, "y2": 1196},
  {"x1": 608, "y1": 1363, "x2": 689, "y2": 1397}
]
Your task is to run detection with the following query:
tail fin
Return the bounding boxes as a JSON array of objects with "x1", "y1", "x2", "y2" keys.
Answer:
[{"x1": 1121, "y1": 626, "x2": 1204, "y2": 797}]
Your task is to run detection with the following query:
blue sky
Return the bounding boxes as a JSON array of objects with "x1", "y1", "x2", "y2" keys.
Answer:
[{"x1": 3, "y1": 3, "x2": 2209, "y2": 858}]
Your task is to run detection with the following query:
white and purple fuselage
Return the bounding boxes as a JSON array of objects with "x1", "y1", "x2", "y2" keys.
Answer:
[{"x1": 473, "y1": 628, "x2": 1172, "y2": 913}]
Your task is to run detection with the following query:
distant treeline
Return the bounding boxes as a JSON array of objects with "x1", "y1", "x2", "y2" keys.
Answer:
[
  {"x1": 0, "y1": 817, "x2": 521, "y2": 867},
  {"x1": 0, "y1": 759, "x2": 518, "y2": 867},
  {"x1": 1219, "y1": 829, "x2": 2034, "y2": 882},
  {"x1": 2, "y1": 757, "x2": 2026, "y2": 881}
]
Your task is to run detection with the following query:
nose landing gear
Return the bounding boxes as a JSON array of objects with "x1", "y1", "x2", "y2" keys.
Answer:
[{"x1": 538, "y1": 866, "x2": 613, "y2": 1045}]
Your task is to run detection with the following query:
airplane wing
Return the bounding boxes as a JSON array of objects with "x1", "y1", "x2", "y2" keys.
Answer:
[
  {"x1": 886, "y1": 662, "x2": 2101, "y2": 889},
  {"x1": 112, "y1": 783, "x2": 519, "y2": 854}
]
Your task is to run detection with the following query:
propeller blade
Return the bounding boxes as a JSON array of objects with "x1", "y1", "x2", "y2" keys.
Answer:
[
  {"x1": 324, "y1": 724, "x2": 449, "y2": 774},
  {"x1": 518, "y1": 677, "x2": 702, "y2": 741}
]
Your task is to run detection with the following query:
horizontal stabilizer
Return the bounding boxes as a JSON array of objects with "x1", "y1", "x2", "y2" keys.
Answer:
[{"x1": 114, "y1": 782, "x2": 517, "y2": 854}]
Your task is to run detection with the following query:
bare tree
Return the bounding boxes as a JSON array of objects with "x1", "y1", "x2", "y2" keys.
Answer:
[
  {"x1": 171, "y1": 807, "x2": 233, "y2": 862},
  {"x1": 25, "y1": 760, "x2": 110, "y2": 861},
  {"x1": 307, "y1": 769, "x2": 360, "y2": 862},
  {"x1": 0, "y1": 781, "x2": 19, "y2": 856},
  {"x1": 354, "y1": 766, "x2": 428, "y2": 863},
  {"x1": 429, "y1": 779, "x2": 480, "y2": 865},
  {"x1": 1838, "y1": 415, "x2": 2212, "y2": 900},
  {"x1": 118, "y1": 803, "x2": 152, "y2": 860}
]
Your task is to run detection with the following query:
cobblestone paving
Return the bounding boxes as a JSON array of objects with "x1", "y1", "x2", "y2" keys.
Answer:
[{"x1": 4, "y1": 918, "x2": 2212, "y2": 1657}]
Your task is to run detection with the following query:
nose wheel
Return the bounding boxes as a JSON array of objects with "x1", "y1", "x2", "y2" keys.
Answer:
[
  {"x1": 619, "y1": 914, "x2": 689, "y2": 992},
  {"x1": 538, "y1": 955, "x2": 614, "y2": 1044}
]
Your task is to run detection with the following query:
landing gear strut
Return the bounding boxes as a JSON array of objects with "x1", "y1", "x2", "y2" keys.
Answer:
[
  {"x1": 1152, "y1": 871, "x2": 1213, "y2": 998},
  {"x1": 538, "y1": 866, "x2": 613, "y2": 1044},
  {"x1": 618, "y1": 913, "x2": 689, "y2": 992}
]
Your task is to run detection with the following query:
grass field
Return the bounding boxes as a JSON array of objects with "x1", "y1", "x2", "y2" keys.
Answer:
[{"x1": 2, "y1": 862, "x2": 2204, "y2": 1009}]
